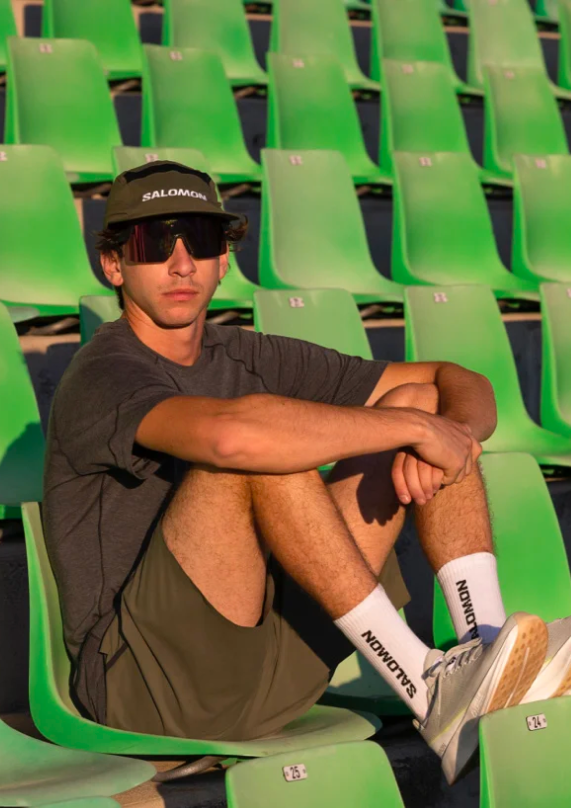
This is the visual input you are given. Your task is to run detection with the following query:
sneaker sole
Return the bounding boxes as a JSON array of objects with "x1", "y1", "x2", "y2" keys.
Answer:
[
  {"x1": 521, "y1": 635, "x2": 571, "y2": 703},
  {"x1": 441, "y1": 613, "x2": 547, "y2": 785}
]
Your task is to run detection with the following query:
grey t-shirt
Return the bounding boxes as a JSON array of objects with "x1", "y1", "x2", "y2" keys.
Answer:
[{"x1": 43, "y1": 317, "x2": 388, "y2": 718}]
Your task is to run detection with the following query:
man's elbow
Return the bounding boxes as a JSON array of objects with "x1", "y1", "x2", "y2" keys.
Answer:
[
  {"x1": 210, "y1": 419, "x2": 256, "y2": 469},
  {"x1": 473, "y1": 371, "x2": 498, "y2": 436}
]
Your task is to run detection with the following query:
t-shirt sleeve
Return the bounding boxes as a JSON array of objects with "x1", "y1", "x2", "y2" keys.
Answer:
[
  {"x1": 51, "y1": 351, "x2": 178, "y2": 479},
  {"x1": 250, "y1": 332, "x2": 389, "y2": 406}
]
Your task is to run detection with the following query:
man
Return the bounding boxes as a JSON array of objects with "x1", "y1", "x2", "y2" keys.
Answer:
[{"x1": 44, "y1": 162, "x2": 571, "y2": 786}]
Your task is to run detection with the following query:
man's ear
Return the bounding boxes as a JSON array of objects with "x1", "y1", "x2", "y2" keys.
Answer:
[
  {"x1": 100, "y1": 252, "x2": 124, "y2": 291},
  {"x1": 218, "y1": 244, "x2": 230, "y2": 282}
]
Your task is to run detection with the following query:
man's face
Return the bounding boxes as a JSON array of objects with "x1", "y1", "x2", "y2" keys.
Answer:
[{"x1": 101, "y1": 226, "x2": 229, "y2": 329}]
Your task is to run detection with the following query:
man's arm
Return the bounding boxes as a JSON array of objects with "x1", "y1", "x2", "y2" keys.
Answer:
[
  {"x1": 135, "y1": 393, "x2": 474, "y2": 482},
  {"x1": 366, "y1": 361, "x2": 497, "y2": 442}
]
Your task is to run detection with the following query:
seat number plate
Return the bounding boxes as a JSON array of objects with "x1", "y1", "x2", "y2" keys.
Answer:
[
  {"x1": 526, "y1": 713, "x2": 547, "y2": 731},
  {"x1": 283, "y1": 764, "x2": 308, "y2": 782}
]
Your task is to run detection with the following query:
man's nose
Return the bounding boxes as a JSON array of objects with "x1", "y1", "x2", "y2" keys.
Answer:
[{"x1": 168, "y1": 237, "x2": 196, "y2": 276}]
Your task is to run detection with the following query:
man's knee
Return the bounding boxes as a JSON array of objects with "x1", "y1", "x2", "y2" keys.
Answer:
[{"x1": 374, "y1": 382, "x2": 439, "y2": 415}]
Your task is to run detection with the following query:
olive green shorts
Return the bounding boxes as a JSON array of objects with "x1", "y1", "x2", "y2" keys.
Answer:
[{"x1": 100, "y1": 522, "x2": 409, "y2": 741}]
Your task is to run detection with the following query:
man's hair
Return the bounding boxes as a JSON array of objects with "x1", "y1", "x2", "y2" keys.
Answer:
[{"x1": 95, "y1": 216, "x2": 249, "y2": 311}]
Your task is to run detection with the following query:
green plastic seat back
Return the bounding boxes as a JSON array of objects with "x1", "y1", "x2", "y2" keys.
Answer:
[
  {"x1": 5, "y1": 38, "x2": 121, "y2": 182},
  {"x1": 467, "y1": 0, "x2": 546, "y2": 89},
  {"x1": 512, "y1": 155, "x2": 571, "y2": 284},
  {"x1": 42, "y1": 0, "x2": 143, "y2": 79},
  {"x1": 540, "y1": 283, "x2": 571, "y2": 436},
  {"x1": 392, "y1": 152, "x2": 506, "y2": 287},
  {"x1": 536, "y1": 0, "x2": 559, "y2": 20},
  {"x1": 370, "y1": 0, "x2": 455, "y2": 83},
  {"x1": 253, "y1": 289, "x2": 373, "y2": 358},
  {"x1": 142, "y1": 45, "x2": 259, "y2": 182},
  {"x1": 483, "y1": 65, "x2": 568, "y2": 179},
  {"x1": 558, "y1": 0, "x2": 571, "y2": 88},
  {"x1": 259, "y1": 149, "x2": 398, "y2": 301},
  {"x1": 80, "y1": 295, "x2": 122, "y2": 345},
  {"x1": 226, "y1": 741, "x2": 405, "y2": 808},
  {"x1": 0, "y1": 303, "x2": 44, "y2": 508},
  {"x1": 480, "y1": 698, "x2": 571, "y2": 808},
  {"x1": 433, "y1": 452, "x2": 571, "y2": 649},
  {"x1": 163, "y1": 0, "x2": 265, "y2": 85},
  {"x1": 269, "y1": 0, "x2": 373, "y2": 89},
  {"x1": 267, "y1": 53, "x2": 379, "y2": 181},
  {"x1": 404, "y1": 284, "x2": 535, "y2": 446},
  {"x1": 0, "y1": 146, "x2": 108, "y2": 314},
  {"x1": 0, "y1": 0, "x2": 17, "y2": 71},
  {"x1": 0, "y1": 712, "x2": 152, "y2": 805},
  {"x1": 380, "y1": 60, "x2": 470, "y2": 174}
]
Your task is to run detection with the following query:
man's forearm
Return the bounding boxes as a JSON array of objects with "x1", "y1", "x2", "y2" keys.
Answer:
[
  {"x1": 140, "y1": 393, "x2": 431, "y2": 473},
  {"x1": 435, "y1": 364, "x2": 497, "y2": 442}
]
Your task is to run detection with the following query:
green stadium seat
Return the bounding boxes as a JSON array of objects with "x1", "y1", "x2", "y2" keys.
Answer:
[
  {"x1": 380, "y1": 60, "x2": 506, "y2": 186},
  {"x1": 483, "y1": 65, "x2": 568, "y2": 180},
  {"x1": 162, "y1": 0, "x2": 267, "y2": 87},
  {"x1": 433, "y1": 452, "x2": 571, "y2": 649},
  {"x1": 404, "y1": 284, "x2": 571, "y2": 467},
  {"x1": 0, "y1": 711, "x2": 153, "y2": 806},
  {"x1": 0, "y1": 0, "x2": 17, "y2": 72},
  {"x1": 80, "y1": 295, "x2": 121, "y2": 345},
  {"x1": 259, "y1": 150, "x2": 402, "y2": 304},
  {"x1": 467, "y1": 0, "x2": 569, "y2": 98},
  {"x1": 22, "y1": 502, "x2": 379, "y2": 754},
  {"x1": 111, "y1": 148, "x2": 259, "y2": 310},
  {"x1": 512, "y1": 154, "x2": 571, "y2": 285},
  {"x1": 269, "y1": 0, "x2": 377, "y2": 91},
  {"x1": 0, "y1": 302, "x2": 44, "y2": 521},
  {"x1": 480, "y1": 698, "x2": 571, "y2": 808},
  {"x1": 4, "y1": 38, "x2": 121, "y2": 183},
  {"x1": 536, "y1": 0, "x2": 559, "y2": 22},
  {"x1": 0, "y1": 146, "x2": 110, "y2": 315},
  {"x1": 225, "y1": 741, "x2": 405, "y2": 808},
  {"x1": 392, "y1": 152, "x2": 538, "y2": 300},
  {"x1": 42, "y1": 0, "x2": 143, "y2": 81},
  {"x1": 267, "y1": 53, "x2": 388, "y2": 185},
  {"x1": 558, "y1": 0, "x2": 571, "y2": 88},
  {"x1": 370, "y1": 0, "x2": 475, "y2": 94},
  {"x1": 540, "y1": 282, "x2": 571, "y2": 438},
  {"x1": 7, "y1": 306, "x2": 41, "y2": 324},
  {"x1": 142, "y1": 45, "x2": 261, "y2": 184},
  {"x1": 253, "y1": 288, "x2": 373, "y2": 357}
]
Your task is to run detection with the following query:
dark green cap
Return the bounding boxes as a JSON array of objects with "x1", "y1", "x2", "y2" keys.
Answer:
[{"x1": 104, "y1": 161, "x2": 240, "y2": 227}]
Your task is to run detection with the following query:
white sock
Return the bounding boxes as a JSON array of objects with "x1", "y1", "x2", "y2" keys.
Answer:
[
  {"x1": 437, "y1": 552, "x2": 506, "y2": 645},
  {"x1": 334, "y1": 585, "x2": 431, "y2": 720}
]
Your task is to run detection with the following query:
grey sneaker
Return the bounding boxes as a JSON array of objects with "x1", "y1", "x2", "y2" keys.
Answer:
[
  {"x1": 416, "y1": 612, "x2": 547, "y2": 785},
  {"x1": 521, "y1": 617, "x2": 571, "y2": 704}
]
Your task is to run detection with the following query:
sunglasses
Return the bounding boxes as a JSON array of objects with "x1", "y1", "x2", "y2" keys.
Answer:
[{"x1": 123, "y1": 216, "x2": 227, "y2": 265}]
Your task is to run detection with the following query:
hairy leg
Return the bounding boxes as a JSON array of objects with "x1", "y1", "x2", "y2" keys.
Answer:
[{"x1": 161, "y1": 464, "x2": 377, "y2": 627}]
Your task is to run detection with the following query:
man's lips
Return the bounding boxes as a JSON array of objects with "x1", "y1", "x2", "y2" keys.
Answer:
[{"x1": 163, "y1": 289, "x2": 199, "y2": 300}]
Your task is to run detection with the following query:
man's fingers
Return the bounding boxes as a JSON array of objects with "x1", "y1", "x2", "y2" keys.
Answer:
[
  {"x1": 392, "y1": 451, "x2": 411, "y2": 505},
  {"x1": 416, "y1": 459, "x2": 435, "y2": 503},
  {"x1": 403, "y1": 454, "x2": 426, "y2": 506},
  {"x1": 431, "y1": 466, "x2": 444, "y2": 492}
]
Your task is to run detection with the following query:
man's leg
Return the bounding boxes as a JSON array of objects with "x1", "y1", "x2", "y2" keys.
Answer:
[
  {"x1": 163, "y1": 463, "x2": 431, "y2": 717},
  {"x1": 327, "y1": 382, "x2": 505, "y2": 645}
]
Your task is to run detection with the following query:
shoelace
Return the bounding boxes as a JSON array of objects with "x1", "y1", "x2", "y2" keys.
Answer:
[{"x1": 424, "y1": 638, "x2": 484, "y2": 682}]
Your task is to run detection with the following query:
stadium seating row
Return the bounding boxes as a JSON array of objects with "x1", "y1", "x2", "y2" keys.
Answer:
[
  {"x1": 3, "y1": 38, "x2": 570, "y2": 186},
  {"x1": 2, "y1": 0, "x2": 571, "y2": 91},
  {"x1": 3, "y1": 145, "x2": 571, "y2": 317}
]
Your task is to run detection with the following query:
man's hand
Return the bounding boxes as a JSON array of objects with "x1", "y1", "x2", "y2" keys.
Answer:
[{"x1": 392, "y1": 416, "x2": 482, "y2": 506}]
